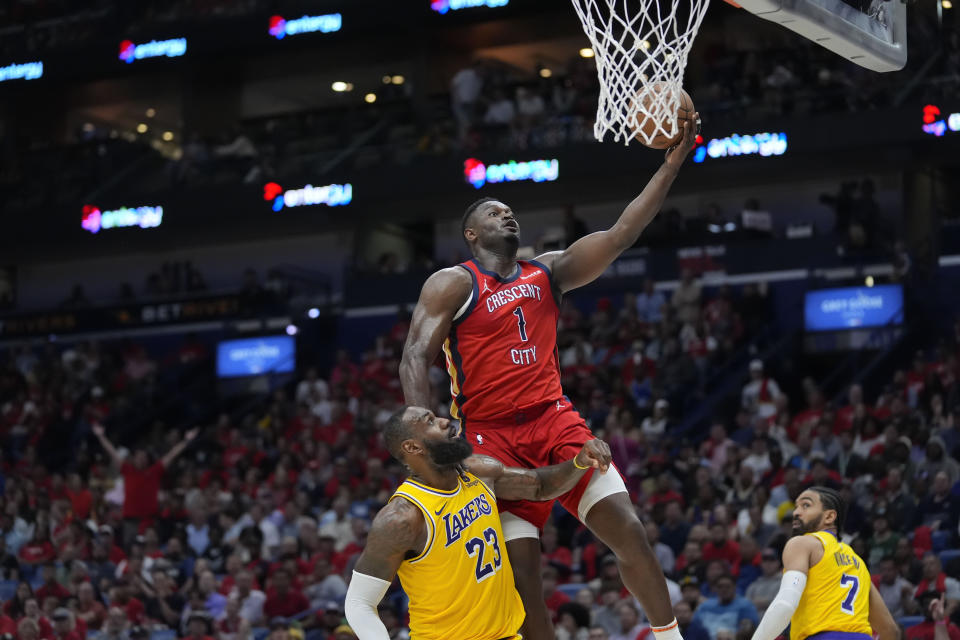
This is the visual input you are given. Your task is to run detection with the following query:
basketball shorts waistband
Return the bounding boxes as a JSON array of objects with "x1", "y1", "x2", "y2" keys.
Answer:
[
  {"x1": 805, "y1": 632, "x2": 872, "y2": 640},
  {"x1": 465, "y1": 399, "x2": 561, "y2": 426}
]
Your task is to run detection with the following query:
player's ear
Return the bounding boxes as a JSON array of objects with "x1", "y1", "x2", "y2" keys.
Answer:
[
  {"x1": 401, "y1": 439, "x2": 421, "y2": 457},
  {"x1": 824, "y1": 509, "x2": 836, "y2": 528},
  {"x1": 463, "y1": 228, "x2": 477, "y2": 243}
]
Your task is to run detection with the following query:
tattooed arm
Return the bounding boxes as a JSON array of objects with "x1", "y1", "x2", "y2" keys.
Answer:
[{"x1": 466, "y1": 439, "x2": 612, "y2": 501}]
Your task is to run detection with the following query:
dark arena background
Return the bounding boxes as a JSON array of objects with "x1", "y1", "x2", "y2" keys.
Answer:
[{"x1": 1, "y1": 1, "x2": 960, "y2": 639}]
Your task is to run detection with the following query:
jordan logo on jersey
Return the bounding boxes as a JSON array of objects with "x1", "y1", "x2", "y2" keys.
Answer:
[{"x1": 443, "y1": 493, "x2": 493, "y2": 546}]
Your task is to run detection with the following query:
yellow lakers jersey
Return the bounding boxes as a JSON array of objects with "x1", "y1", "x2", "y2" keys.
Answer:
[
  {"x1": 392, "y1": 472, "x2": 525, "y2": 640},
  {"x1": 791, "y1": 531, "x2": 873, "y2": 640}
]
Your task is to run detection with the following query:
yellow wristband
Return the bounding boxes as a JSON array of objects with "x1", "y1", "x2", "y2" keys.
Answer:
[{"x1": 573, "y1": 456, "x2": 590, "y2": 470}]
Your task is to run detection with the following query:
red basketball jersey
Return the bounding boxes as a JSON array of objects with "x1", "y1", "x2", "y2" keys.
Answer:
[{"x1": 443, "y1": 259, "x2": 563, "y2": 422}]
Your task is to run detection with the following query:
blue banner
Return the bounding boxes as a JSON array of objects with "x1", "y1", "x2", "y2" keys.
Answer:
[
  {"x1": 216, "y1": 335, "x2": 295, "y2": 377},
  {"x1": 804, "y1": 285, "x2": 904, "y2": 332}
]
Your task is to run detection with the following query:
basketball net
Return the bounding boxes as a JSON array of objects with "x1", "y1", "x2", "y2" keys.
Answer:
[{"x1": 571, "y1": 0, "x2": 709, "y2": 146}]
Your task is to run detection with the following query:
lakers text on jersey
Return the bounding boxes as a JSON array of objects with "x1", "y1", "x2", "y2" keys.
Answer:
[
  {"x1": 791, "y1": 531, "x2": 873, "y2": 640},
  {"x1": 391, "y1": 472, "x2": 525, "y2": 640}
]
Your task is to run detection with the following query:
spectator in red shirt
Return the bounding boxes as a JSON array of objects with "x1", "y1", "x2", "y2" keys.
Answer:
[
  {"x1": 648, "y1": 473, "x2": 686, "y2": 511},
  {"x1": 109, "y1": 579, "x2": 145, "y2": 625},
  {"x1": 906, "y1": 591, "x2": 960, "y2": 640},
  {"x1": 323, "y1": 458, "x2": 360, "y2": 500},
  {"x1": 51, "y1": 608, "x2": 81, "y2": 640},
  {"x1": 329, "y1": 350, "x2": 358, "y2": 387},
  {"x1": 35, "y1": 563, "x2": 70, "y2": 606},
  {"x1": 65, "y1": 474, "x2": 92, "y2": 520},
  {"x1": 74, "y1": 582, "x2": 106, "y2": 631},
  {"x1": 263, "y1": 568, "x2": 310, "y2": 619},
  {"x1": 0, "y1": 613, "x2": 15, "y2": 636},
  {"x1": 702, "y1": 523, "x2": 741, "y2": 576},
  {"x1": 542, "y1": 525, "x2": 573, "y2": 575},
  {"x1": 222, "y1": 430, "x2": 250, "y2": 468},
  {"x1": 835, "y1": 384, "x2": 867, "y2": 432},
  {"x1": 92, "y1": 423, "x2": 198, "y2": 533},
  {"x1": 18, "y1": 530, "x2": 56, "y2": 567},
  {"x1": 542, "y1": 567, "x2": 570, "y2": 623}
]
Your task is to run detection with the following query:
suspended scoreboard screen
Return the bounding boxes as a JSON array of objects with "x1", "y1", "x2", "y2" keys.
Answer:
[
  {"x1": 804, "y1": 284, "x2": 904, "y2": 332},
  {"x1": 803, "y1": 284, "x2": 904, "y2": 352},
  {"x1": 216, "y1": 335, "x2": 296, "y2": 378}
]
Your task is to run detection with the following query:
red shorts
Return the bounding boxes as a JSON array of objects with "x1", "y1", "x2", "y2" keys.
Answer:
[{"x1": 465, "y1": 398, "x2": 595, "y2": 529}]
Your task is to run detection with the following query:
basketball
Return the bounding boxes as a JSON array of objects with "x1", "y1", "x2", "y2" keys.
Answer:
[{"x1": 631, "y1": 83, "x2": 696, "y2": 149}]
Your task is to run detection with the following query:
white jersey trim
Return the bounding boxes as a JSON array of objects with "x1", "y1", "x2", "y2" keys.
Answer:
[{"x1": 452, "y1": 284, "x2": 474, "y2": 322}]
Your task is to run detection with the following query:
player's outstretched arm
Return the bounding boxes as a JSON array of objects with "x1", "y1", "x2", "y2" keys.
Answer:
[
  {"x1": 346, "y1": 499, "x2": 425, "y2": 640},
  {"x1": 868, "y1": 582, "x2": 900, "y2": 640},
  {"x1": 400, "y1": 267, "x2": 472, "y2": 408},
  {"x1": 541, "y1": 115, "x2": 698, "y2": 294},
  {"x1": 749, "y1": 535, "x2": 819, "y2": 640},
  {"x1": 467, "y1": 439, "x2": 611, "y2": 501}
]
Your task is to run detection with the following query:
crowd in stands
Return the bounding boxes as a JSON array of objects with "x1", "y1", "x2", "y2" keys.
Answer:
[
  {"x1": 41, "y1": 266, "x2": 293, "y2": 316},
  {"x1": 2, "y1": 262, "x2": 959, "y2": 640}
]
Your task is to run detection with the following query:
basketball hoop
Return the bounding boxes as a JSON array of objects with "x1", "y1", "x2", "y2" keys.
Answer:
[{"x1": 571, "y1": 0, "x2": 710, "y2": 146}]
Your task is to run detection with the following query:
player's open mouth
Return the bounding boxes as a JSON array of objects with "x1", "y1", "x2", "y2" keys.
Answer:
[
  {"x1": 503, "y1": 222, "x2": 518, "y2": 232},
  {"x1": 448, "y1": 423, "x2": 461, "y2": 439}
]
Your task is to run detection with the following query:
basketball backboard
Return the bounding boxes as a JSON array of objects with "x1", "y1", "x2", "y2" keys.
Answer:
[{"x1": 730, "y1": 0, "x2": 907, "y2": 72}]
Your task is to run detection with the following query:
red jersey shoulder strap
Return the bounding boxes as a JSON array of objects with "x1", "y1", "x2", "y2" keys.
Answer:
[
  {"x1": 523, "y1": 258, "x2": 554, "y2": 277},
  {"x1": 522, "y1": 258, "x2": 561, "y2": 306}
]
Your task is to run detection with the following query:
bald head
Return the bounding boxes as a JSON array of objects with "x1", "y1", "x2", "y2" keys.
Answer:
[
  {"x1": 382, "y1": 406, "x2": 472, "y2": 470},
  {"x1": 384, "y1": 406, "x2": 417, "y2": 461}
]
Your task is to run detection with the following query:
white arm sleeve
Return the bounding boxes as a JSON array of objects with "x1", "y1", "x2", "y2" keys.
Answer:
[
  {"x1": 750, "y1": 570, "x2": 808, "y2": 640},
  {"x1": 344, "y1": 571, "x2": 392, "y2": 640}
]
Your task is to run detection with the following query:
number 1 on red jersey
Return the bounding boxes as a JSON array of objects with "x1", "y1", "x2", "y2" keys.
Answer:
[{"x1": 513, "y1": 306, "x2": 528, "y2": 342}]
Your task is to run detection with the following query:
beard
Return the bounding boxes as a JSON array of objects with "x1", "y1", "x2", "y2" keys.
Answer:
[
  {"x1": 481, "y1": 230, "x2": 520, "y2": 255},
  {"x1": 502, "y1": 231, "x2": 521, "y2": 253},
  {"x1": 424, "y1": 437, "x2": 474, "y2": 468},
  {"x1": 791, "y1": 514, "x2": 822, "y2": 536}
]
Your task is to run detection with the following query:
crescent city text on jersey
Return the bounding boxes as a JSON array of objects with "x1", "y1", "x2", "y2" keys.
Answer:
[{"x1": 485, "y1": 283, "x2": 542, "y2": 312}]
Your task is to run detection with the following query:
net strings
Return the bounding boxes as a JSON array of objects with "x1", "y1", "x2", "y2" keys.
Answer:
[{"x1": 571, "y1": 0, "x2": 710, "y2": 145}]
